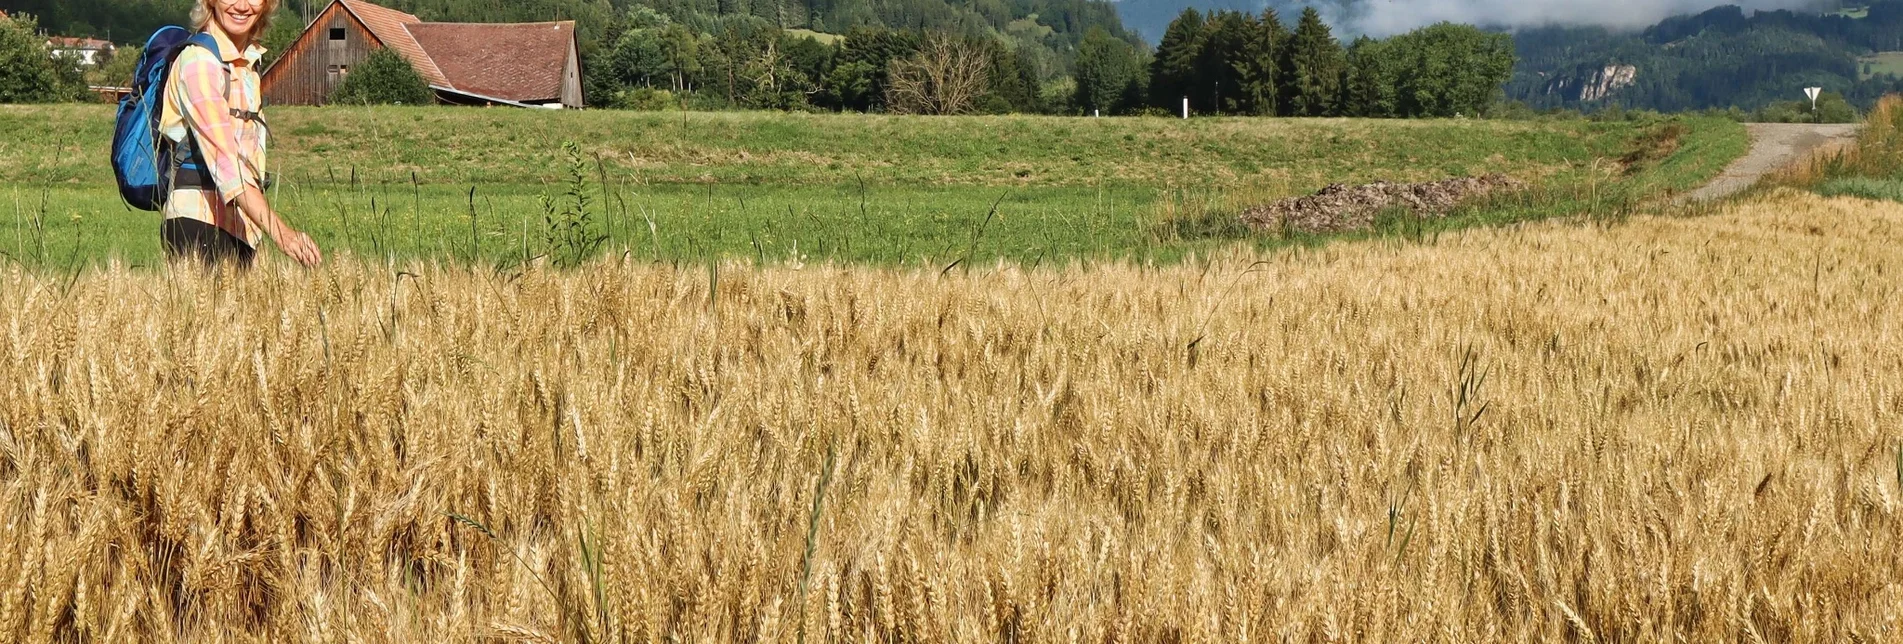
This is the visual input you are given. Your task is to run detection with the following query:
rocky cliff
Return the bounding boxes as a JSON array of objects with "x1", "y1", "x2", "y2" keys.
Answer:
[{"x1": 1543, "y1": 64, "x2": 1639, "y2": 102}]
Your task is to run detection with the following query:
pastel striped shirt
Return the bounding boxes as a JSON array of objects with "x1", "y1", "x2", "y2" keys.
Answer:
[{"x1": 159, "y1": 28, "x2": 268, "y2": 247}]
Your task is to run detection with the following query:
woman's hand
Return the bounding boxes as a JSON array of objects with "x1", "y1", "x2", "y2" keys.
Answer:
[
  {"x1": 235, "y1": 185, "x2": 323, "y2": 267},
  {"x1": 273, "y1": 226, "x2": 323, "y2": 267}
]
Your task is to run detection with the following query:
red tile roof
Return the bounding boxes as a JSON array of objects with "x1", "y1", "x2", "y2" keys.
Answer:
[
  {"x1": 335, "y1": 0, "x2": 449, "y2": 88},
  {"x1": 405, "y1": 21, "x2": 574, "y2": 102},
  {"x1": 48, "y1": 37, "x2": 115, "y2": 50},
  {"x1": 324, "y1": 0, "x2": 574, "y2": 104}
]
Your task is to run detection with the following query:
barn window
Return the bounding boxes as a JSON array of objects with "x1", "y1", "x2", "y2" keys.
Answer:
[{"x1": 329, "y1": 28, "x2": 346, "y2": 40}]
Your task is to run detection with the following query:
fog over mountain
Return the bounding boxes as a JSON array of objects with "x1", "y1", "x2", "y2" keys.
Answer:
[
  {"x1": 1335, "y1": 0, "x2": 1823, "y2": 35},
  {"x1": 1118, "y1": 0, "x2": 1830, "y2": 41}
]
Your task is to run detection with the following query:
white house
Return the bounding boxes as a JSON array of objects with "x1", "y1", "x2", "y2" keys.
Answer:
[{"x1": 48, "y1": 37, "x2": 115, "y2": 67}]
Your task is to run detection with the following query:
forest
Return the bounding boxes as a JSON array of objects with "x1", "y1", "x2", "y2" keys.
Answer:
[{"x1": 1128, "y1": 7, "x2": 1514, "y2": 118}]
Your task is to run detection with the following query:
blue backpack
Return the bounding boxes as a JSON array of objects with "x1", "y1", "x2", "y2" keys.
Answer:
[{"x1": 111, "y1": 27, "x2": 227, "y2": 211}]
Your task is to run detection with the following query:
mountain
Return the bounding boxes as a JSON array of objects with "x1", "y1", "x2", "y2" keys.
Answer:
[
  {"x1": 1118, "y1": 0, "x2": 1902, "y2": 112},
  {"x1": 1116, "y1": 1, "x2": 1842, "y2": 43},
  {"x1": 1511, "y1": 3, "x2": 1903, "y2": 111}
]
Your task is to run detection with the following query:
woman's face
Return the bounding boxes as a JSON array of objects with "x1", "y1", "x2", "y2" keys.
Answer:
[{"x1": 212, "y1": 0, "x2": 264, "y2": 39}]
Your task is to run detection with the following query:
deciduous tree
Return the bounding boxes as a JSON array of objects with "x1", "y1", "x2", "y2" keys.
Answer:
[
  {"x1": 1073, "y1": 27, "x2": 1143, "y2": 115},
  {"x1": 329, "y1": 48, "x2": 433, "y2": 105},
  {"x1": 885, "y1": 34, "x2": 990, "y2": 115}
]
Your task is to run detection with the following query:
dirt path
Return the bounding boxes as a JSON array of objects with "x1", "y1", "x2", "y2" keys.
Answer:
[{"x1": 1682, "y1": 123, "x2": 1861, "y2": 202}]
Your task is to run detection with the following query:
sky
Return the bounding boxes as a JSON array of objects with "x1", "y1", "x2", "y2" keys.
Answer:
[{"x1": 1305, "y1": 0, "x2": 1825, "y2": 36}]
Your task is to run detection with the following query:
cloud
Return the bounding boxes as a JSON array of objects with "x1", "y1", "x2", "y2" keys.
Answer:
[{"x1": 1286, "y1": 0, "x2": 1823, "y2": 36}]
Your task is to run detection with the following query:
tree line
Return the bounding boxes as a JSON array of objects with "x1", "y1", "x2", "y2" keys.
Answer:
[
  {"x1": 1074, "y1": 7, "x2": 1517, "y2": 118},
  {"x1": 6, "y1": 0, "x2": 1521, "y2": 119},
  {"x1": 582, "y1": 5, "x2": 1516, "y2": 117},
  {"x1": 584, "y1": 12, "x2": 1048, "y2": 113}
]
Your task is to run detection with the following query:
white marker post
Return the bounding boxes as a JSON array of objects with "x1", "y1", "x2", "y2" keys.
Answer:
[
  {"x1": 1182, "y1": 97, "x2": 1189, "y2": 119},
  {"x1": 1805, "y1": 86, "x2": 1823, "y2": 111}
]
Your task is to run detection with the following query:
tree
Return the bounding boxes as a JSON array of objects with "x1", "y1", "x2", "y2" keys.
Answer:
[
  {"x1": 885, "y1": 33, "x2": 990, "y2": 115},
  {"x1": 329, "y1": 48, "x2": 433, "y2": 105},
  {"x1": 828, "y1": 28, "x2": 920, "y2": 112},
  {"x1": 981, "y1": 44, "x2": 1043, "y2": 114},
  {"x1": 1339, "y1": 36, "x2": 1398, "y2": 117},
  {"x1": 259, "y1": 12, "x2": 303, "y2": 68},
  {"x1": 606, "y1": 25, "x2": 678, "y2": 89},
  {"x1": 0, "y1": 13, "x2": 82, "y2": 103},
  {"x1": 743, "y1": 37, "x2": 812, "y2": 109},
  {"x1": 1279, "y1": 7, "x2": 1343, "y2": 117},
  {"x1": 1072, "y1": 27, "x2": 1143, "y2": 115},
  {"x1": 1389, "y1": 23, "x2": 1515, "y2": 118},
  {"x1": 779, "y1": 34, "x2": 833, "y2": 91},
  {"x1": 822, "y1": 60, "x2": 880, "y2": 111},
  {"x1": 1196, "y1": 11, "x2": 1253, "y2": 114},
  {"x1": 659, "y1": 24, "x2": 705, "y2": 93},
  {"x1": 88, "y1": 43, "x2": 142, "y2": 90},
  {"x1": 1148, "y1": 8, "x2": 1203, "y2": 110},
  {"x1": 1238, "y1": 8, "x2": 1288, "y2": 116}
]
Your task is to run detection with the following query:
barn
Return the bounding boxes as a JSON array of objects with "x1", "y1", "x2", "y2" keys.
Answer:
[{"x1": 261, "y1": 0, "x2": 583, "y2": 108}]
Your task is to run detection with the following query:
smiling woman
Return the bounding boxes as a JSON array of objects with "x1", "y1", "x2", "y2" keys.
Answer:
[{"x1": 156, "y1": 0, "x2": 322, "y2": 268}]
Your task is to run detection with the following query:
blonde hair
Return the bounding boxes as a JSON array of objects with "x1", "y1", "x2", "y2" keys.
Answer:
[{"x1": 190, "y1": 0, "x2": 279, "y2": 36}]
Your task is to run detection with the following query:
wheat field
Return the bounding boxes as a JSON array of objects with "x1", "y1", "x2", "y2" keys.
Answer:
[{"x1": 2, "y1": 190, "x2": 1901, "y2": 642}]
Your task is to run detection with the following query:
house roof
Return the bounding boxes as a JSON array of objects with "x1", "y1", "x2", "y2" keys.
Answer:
[
  {"x1": 48, "y1": 37, "x2": 116, "y2": 50},
  {"x1": 325, "y1": 0, "x2": 573, "y2": 103},
  {"x1": 405, "y1": 22, "x2": 574, "y2": 102},
  {"x1": 335, "y1": 0, "x2": 449, "y2": 87}
]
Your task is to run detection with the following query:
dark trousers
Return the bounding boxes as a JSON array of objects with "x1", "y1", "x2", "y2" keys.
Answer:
[{"x1": 161, "y1": 218, "x2": 255, "y2": 268}]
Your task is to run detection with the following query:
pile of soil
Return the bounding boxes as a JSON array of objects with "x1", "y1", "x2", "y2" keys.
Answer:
[{"x1": 1240, "y1": 174, "x2": 1527, "y2": 234}]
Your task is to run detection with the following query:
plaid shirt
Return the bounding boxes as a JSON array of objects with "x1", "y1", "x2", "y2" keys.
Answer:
[{"x1": 160, "y1": 28, "x2": 268, "y2": 247}]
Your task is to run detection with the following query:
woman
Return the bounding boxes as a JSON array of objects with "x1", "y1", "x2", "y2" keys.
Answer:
[{"x1": 161, "y1": 0, "x2": 321, "y2": 267}]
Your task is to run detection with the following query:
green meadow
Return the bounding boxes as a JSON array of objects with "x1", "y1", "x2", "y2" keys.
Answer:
[{"x1": 1, "y1": 104, "x2": 1747, "y2": 268}]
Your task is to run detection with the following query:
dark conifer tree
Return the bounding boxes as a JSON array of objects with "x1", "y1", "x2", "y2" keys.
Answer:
[
  {"x1": 1238, "y1": 8, "x2": 1287, "y2": 116},
  {"x1": 1148, "y1": 8, "x2": 1204, "y2": 110},
  {"x1": 1197, "y1": 11, "x2": 1253, "y2": 114},
  {"x1": 1279, "y1": 6, "x2": 1344, "y2": 116}
]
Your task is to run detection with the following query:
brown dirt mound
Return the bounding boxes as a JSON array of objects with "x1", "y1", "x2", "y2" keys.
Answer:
[{"x1": 1240, "y1": 174, "x2": 1527, "y2": 234}]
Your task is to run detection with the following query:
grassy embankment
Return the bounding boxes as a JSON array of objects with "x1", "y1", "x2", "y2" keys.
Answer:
[{"x1": 1, "y1": 104, "x2": 1745, "y2": 268}]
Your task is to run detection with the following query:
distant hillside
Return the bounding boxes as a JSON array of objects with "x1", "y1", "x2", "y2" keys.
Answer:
[
  {"x1": 1510, "y1": 4, "x2": 1903, "y2": 111},
  {"x1": 5, "y1": 0, "x2": 1135, "y2": 53},
  {"x1": 0, "y1": 0, "x2": 191, "y2": 41}
]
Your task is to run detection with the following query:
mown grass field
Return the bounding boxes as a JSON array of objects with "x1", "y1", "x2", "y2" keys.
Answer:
[
  {"x1": 1, "y1": 105, "x2": 1745, "y2": 268},
  {"x1": 1860, "y1": 51, "x2": 1903, "y2": 80},
  {"x1": 3, "y1": 186, "x2": 1900, "y2": 641}
]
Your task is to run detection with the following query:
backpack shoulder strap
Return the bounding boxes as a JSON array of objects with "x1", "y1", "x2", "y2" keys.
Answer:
[
  {"x1": 183, "y1": 33, "x2": 234, "y2": 105},
  {"x1": 182, "y1": 32, "x2": 261, "y2": 122}
]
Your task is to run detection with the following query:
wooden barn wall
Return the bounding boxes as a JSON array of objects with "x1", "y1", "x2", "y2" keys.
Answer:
[
  {"x1": 561, "y1": 38, "x2": 583, "y2": 108},
  {"x1": 262, "y1": 3, "x2": 380, "y2": 106}
]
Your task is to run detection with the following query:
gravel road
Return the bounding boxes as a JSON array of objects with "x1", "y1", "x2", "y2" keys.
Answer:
[{"x1": 1682, "y1": 123, "x2": 1861, "y2": 202}]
